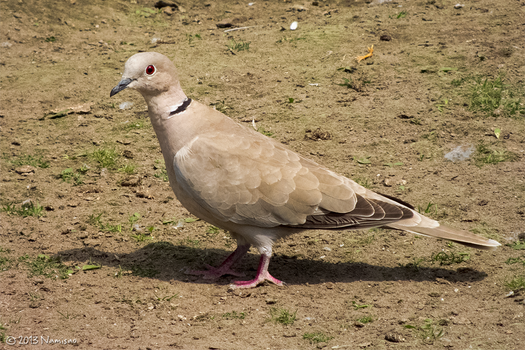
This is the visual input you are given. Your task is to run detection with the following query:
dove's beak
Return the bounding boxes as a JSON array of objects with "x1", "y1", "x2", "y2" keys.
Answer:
[{"x1": 110, "y1": 78, "x2": 133, "y2": 97}]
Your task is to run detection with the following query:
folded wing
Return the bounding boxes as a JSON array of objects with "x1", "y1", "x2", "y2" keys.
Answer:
[{"x1": 174, "y1": 124, "x2": 414, "y2": 230}]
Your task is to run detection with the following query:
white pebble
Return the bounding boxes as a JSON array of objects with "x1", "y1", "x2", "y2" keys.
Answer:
[
  {"x1": 119, "y1": 101, "x2": 133, "y2": 110},
  {"x1": 290, "y1": 21, "x2": 298, "y2": 30}
]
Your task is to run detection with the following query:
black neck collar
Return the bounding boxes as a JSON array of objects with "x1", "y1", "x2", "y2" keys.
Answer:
[{"x1": 169, "y1": 98, "x2": 192, "y2": 116}]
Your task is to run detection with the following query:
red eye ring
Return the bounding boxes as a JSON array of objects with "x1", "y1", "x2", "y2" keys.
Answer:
[{"x1": 145, "y1": 65, "x2": 156, "y2": 75}]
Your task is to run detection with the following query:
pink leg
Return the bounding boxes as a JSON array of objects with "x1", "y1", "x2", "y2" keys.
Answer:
[
  {"x1": 230, "y1": 254, "x2": 284, "y2": 289},
  {"x1": 186, "y1": 244, "x2": 250, "y2": 280}
]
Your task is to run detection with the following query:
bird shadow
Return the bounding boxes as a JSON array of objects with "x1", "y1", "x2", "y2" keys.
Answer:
[{"x1": 57, "y1": 241, "x2": 487, "y2": 286}]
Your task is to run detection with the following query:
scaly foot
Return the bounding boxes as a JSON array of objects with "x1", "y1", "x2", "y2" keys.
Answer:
[{"x1": 229, "y1": 254, "x2": 284, "y2": 289}]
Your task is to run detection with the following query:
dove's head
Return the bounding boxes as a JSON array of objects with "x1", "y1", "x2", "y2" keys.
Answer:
[{"x1": 110, "y1": 52, "x2": 183, "y2": 101}]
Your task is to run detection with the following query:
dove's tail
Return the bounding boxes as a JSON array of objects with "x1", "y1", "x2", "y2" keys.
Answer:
[{"x1": 387, "y1": 223, "x2": 501, "y2": 250}]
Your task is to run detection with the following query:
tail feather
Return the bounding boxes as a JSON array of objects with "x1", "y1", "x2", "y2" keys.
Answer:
[{"x1": 388, "y1": 223, "x2": 501, "y2": 251}]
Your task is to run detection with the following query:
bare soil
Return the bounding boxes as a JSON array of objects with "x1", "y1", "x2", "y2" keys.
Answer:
[{"x1": 1, "y1": 0, "x2": 524, "y2": 349}]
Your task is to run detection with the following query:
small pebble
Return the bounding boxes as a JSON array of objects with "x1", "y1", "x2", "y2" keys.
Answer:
[{"x1": 119, "y1": 101, "x2": 133, "y2": 110}]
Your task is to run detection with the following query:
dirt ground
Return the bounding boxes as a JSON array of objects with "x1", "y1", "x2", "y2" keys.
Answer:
[{"x1": 1, "y1": 0, "x2": 524, "y2": 349}]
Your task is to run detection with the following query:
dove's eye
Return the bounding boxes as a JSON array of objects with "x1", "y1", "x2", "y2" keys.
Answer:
[{"x1": 145, "y1": 65, "x2": 156, "y2": 75}]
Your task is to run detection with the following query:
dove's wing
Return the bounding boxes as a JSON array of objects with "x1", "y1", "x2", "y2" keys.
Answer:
[{"x1": 173, "y1": 122, "x2": 416, "y2": 230}]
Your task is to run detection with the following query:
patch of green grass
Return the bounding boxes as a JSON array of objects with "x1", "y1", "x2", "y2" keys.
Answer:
[
  {"x1": 222, "y1": 311, "x2": 246, "y2": 320},
  {"x1": 129, "y1": 212, "x2": 141, "y2": 229},
  {"x1": 337, "y1": 78, "x2": 354, "y2": 89},
  {"x1": 210, "y1": 100, "x2": 231, "y2": 114},
  {"x1": 58, "y1": 166, "x2": 87, "y2": 185},
  {"x1": 206, "y1": 226, "x2": 220, "y2": 236},
  {"x1": 82, "y1": 263, "x2": 101, "y2": 271},
  {"x1": 19, "y1": 254, "x2": 73, "y2": 280},
  {"x1": 88, "y1": 213, "x2": 123, "y2": 233},
  {"x1": 507, "y1": 241, "x2": 525, "y2": 250},
  {"x1": 399, "y1": 257, "x2": 426, "y2": 271},
  {"x1": 357, "y1": 315, "x2": 374, "y2": 324},
  {"x1": 180, "y1": 238, "x2": 200, "y2": 248},
  {"x1": 421, "y1": 131, "x2": 437, "y2": 142},
  {"x1": 431, "y1": 251, "x2": 470, "y2": 266},
  {"x1": 451, "y1": 76, "x2": 470, "y2": 87},
  {"x1": 493, "y1": 128, "x2": 502, "y2": 139},
  {"x1": 257, "y1": 127, "x2": 274, "y2": 137},
  {"x1": 357, "y1": 233, "x2": 375, "y2": 245},
  {"x1": 28, "y1": 292, "x2": 40, "y2": 307},
  {"x1": 505, "y1": 276, "x2": 525, "y2": 291},
  {"x1": 269, "y1": 307, "x2": 297, "y2": 325},
  {"x1": 395, "y1": 11, "x2": 408, "y2": 19},
  {"x1": 505, "y1": 256, "x2": 525, "y2": 266},
  {"x1": 418, "y1": 202, "x2": 437, "y2": 215},
  {"x1": 128, "y1": 121, "x2": 145, "y2": 129},
  {"x1": 469, "y1": 222, "x2": 501, "y2": 242},
  {"x1": 469, "y1": 75, "x2": 525, "y2": 118},
  {"x1": 131, "y1": 233, "x2": 153, "y2": 242},
  {"x1": 135, "y1": 7, "x2": 161, "y2": 17},
  {"x1": 0, "y1": 325, "x2": 6, "y2": 343},
  {"x1": 187, "y1": 33, "x2": 202, "y2": 45},
  {"x1": 436, "y1": 98, "x2": 449, "y2": 113},
  {"x1": 114, "y1": 120, "x2": 146, "y2": 132},
  {"x1": 473, "y1": 142, "x2": 517, "y2": 167},
  {"x1": 89, "y1": 148, "x2": 119, "y2": 169},
  {"x1": 10, "y1": 154, "x2": 50, "y2": 168},
  {"x1": 57, "y1": 310, "x2": 78, "y2": 320},
  {"x1": 45, "y1": 36, "x2": 56, "y2": 42},
  {"x1": 154, "y1": 293, "x2": 178, "y2": 302},
  {"x1": 303, "y1": 331, "x2": 333, "y2": 344},
  {"x1": 440, "y1": 67, "x2": 458, "y2": 73},
  {"x1": 226, "y1": 38, "x2": 250, "y2": 52},
  {"x1": 105, "y1": 223, "x2": 123, "y2": 233},
  {"x1": 350, "y1": 300, "x2": 372, "y2": 310},
  {"x1": 354, "y1": 156, "x2": 371, "y2": 165},
  {"x1": 154, "y1": 168, "x2": 168, "y2": 182},
  {"x1": 88, "y1": 213, "x2": 103, "y2": 226},
  {"x1": 404, "y1": 318, "x2": 444, "y2": 344},
  {"x1": 118, "y1": 164, "x2": 136, "y2": 174},
  {"x1": 354, "y1": 177, "x2": 371, "y2": 189},
  {"x1": 154, "y1": 159, "x2": 169, "y2": 182},
  {"x1": 162, "y1": 217, "x2": 179, "y2": 225},
  {"x1": 0, "y1": 247, "x2": 13, "y2": 272},
  {"x1": 1, "y1": 201, "x2": 45, "y2": 218}
]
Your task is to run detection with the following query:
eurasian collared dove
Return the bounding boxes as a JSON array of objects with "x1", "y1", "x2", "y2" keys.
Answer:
[{"x1": 110, "y1": 52, "x2": 500, "y2": 289}]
